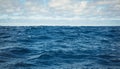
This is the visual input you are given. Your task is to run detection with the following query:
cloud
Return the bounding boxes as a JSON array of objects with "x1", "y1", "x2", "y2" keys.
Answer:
[
  {"x1": 49, "y1": 0, "x2": 71, "y2": 8},
  {"x1": 0, "y1": 0, "x2": 49, "y2": 15},
  {"x1": 49, "y1": 0, "x2": 88, "y2": 15},
  {"x1": 48, "y1": 0, "x2": 120, "y2": 18},
  {"x1": 96, "y1": 0, "x2": 120, "y2": 5},
  {"x1": 89, "y1": 0, "x2": 120, "y2": 16},
  {"x1": 0, "y1": 0, "x2": 120, "y2": 20},
  {"x1": 24, "y1": 0, "x2": 48, "y2": 15},
  {"x1": 0, "y1": 0, "x2": 21, "y2": 14}
]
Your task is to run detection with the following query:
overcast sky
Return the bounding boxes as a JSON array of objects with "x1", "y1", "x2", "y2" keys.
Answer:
[{"x1": 0, "y1": 0, "x2": 120, "y2": 26}]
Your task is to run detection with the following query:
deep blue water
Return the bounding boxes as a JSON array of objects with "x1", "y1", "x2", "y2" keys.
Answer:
[{"x1": 0, "y1": 26, "x2": 120, "y2": 69}]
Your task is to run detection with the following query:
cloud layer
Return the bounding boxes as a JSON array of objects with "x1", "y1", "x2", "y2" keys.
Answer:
[{"x1": 0, "y1": 0, "x2": 120, "y2": 25}]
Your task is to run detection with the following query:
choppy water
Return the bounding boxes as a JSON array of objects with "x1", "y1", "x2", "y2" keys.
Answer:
[{"x1": 0, "y1": 26, "x2": 120, "y2": 69}]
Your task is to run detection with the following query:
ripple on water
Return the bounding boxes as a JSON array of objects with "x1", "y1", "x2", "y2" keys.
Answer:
[{"x1": 0, "y1": 26, "x2": 120, "y2": 69}]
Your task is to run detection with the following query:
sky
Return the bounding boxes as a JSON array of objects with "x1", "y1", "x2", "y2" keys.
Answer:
[{"x1": 0, "y1": 0, "x2": 120, "y2": 26}]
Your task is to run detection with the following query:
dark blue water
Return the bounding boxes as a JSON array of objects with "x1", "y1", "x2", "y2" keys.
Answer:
[{"x1": 0, "y1": 26, "x2": 120, "y2": 69}]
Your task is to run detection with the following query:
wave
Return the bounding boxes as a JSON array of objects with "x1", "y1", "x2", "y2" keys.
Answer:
[{"x1": 0, "y1": 26, "x2": 120, "y2": 69}]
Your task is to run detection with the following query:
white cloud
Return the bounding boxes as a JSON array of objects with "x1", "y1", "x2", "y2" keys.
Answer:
[
  {"x1": 0, "y1": 0, "x2": 21, "y2": 14},
  {"x1": 49, "y1": 0, "x2": 72, "y2": 12},
  {"x1": 49, "y1": 0, "x2": 87, "y2": 15},
  {"x1": 49, "y1": 0, "x2": 70, "y2": 8},
  {"x1": 0, "y1": 0, "x2": 120, "y2": 22},
  {"x1": 73, "y1": 1, "x2": 87, "y2": 15},
  {"x1": 96, "y1": 0, "x2": 120, "y2": 5},
  {"x1": 24, "y1": 0, "x2": 48, "y2": 15},
  {"x1": 48, "y1": 0, "x2": 120, "y2": 17}
]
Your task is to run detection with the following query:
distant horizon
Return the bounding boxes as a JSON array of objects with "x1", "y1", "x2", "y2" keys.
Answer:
[
  {"x1": 0, "y1": 23, "x2": 120, "y2": 26},
  {"x1": 0, "y1": 19, "x2": 120, "y2": 26}
]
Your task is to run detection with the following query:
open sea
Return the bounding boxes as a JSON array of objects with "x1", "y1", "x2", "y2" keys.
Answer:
[{"x1": 0, "y1": 26, "x2": 120, "y2": 69}]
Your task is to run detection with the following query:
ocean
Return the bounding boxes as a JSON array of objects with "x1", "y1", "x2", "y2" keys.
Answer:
[{"x1": 0, "y1": 26, "x2": 120, "y2": 69}]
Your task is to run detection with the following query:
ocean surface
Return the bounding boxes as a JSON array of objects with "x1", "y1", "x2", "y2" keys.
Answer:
[{"x1": 0, "y1": 26, "x2": 120, "y2": 69}]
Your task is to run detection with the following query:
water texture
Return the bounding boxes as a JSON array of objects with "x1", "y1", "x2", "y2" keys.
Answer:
[{"x1": 0, "y1": 26, "x2": 120, "y2": 69}]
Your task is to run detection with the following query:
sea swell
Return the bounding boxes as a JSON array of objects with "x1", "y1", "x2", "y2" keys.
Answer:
[{"x1": 0, "y1": 26, "x2": 120, "y2": 69}]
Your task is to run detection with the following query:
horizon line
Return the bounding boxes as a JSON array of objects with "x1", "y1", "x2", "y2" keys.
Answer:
[{"x1": 0, "y1": 25, "x2": 120, "y2": 26}]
